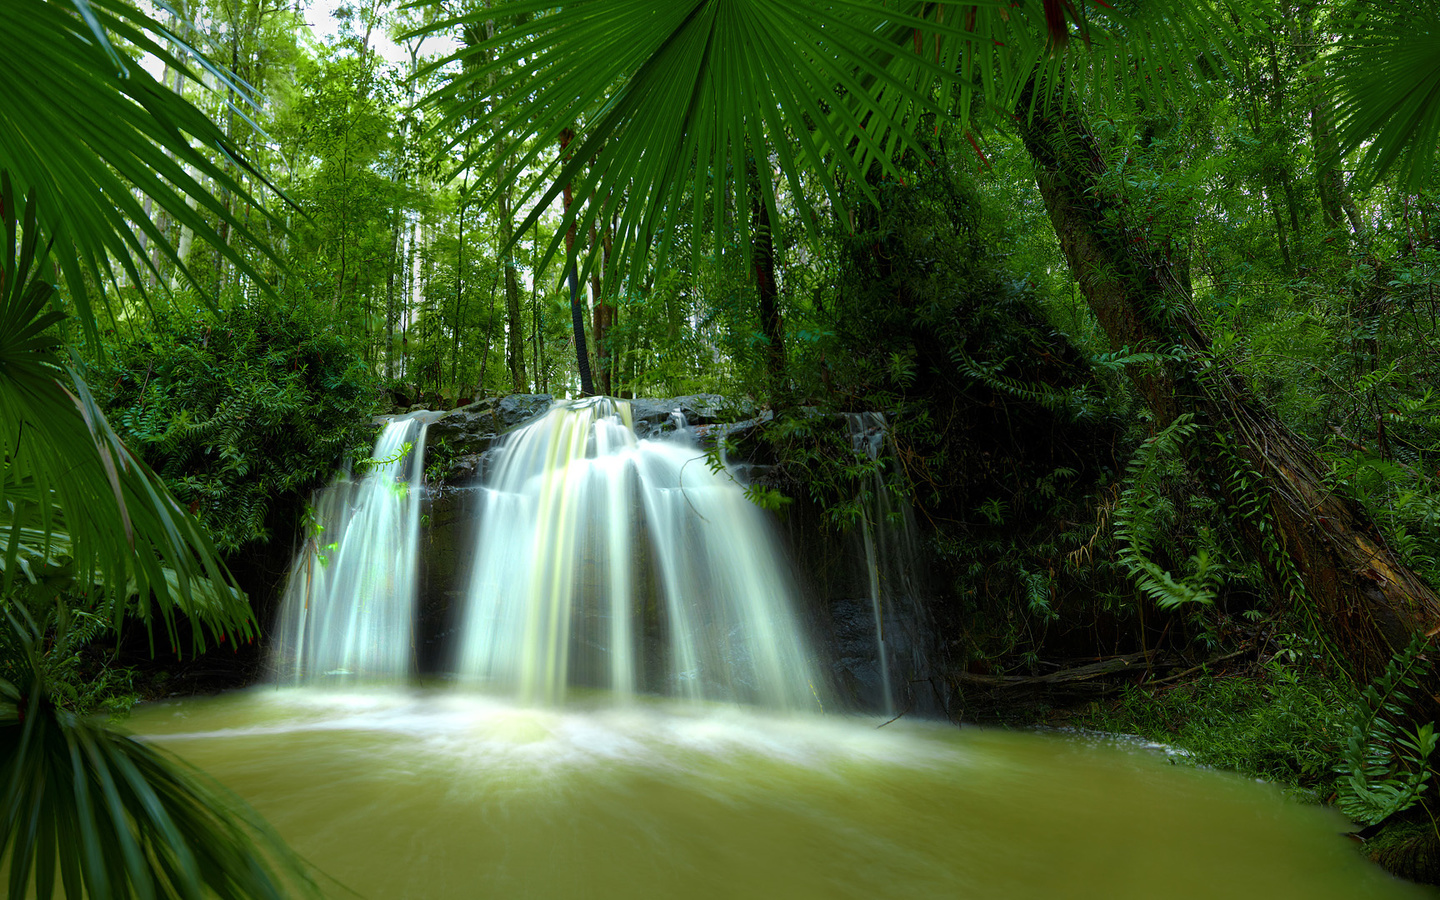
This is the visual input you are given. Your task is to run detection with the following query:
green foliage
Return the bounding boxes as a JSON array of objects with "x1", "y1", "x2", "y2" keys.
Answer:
[
  {"x1": 0, "y1": 0, "x2": 281, "y2": 347},
  {"x1": 357, "y1": 440, "x2": 414, "y2": 475},
  {"x1": 1114, "y1": 415, "x2": 1227, "y2": 610},
  {"x1": 1335, "y1": 634, "x2": 1438, "y2": 826},
  {"x1": 0, "y1": 594, "x2": 138, "y2": 718},
  {"x1": 87, "y1": 298, "x2": 378, "y2": 554},
  {"x1": 1331, "y1": 0, "x2": 1440, "y2": 191},
  {"x1": 756, "y1": 411, "x2": 894, "y2": 529},
  {"x1": 1080, "y1": 657, "x2": 1355, "y2": 795},
  {"x1": 0, "y1": 611, "x2": 317, "y2": 899},
  {"x1": 0, "y1": 178, "x2": 254, "y2": 650}
]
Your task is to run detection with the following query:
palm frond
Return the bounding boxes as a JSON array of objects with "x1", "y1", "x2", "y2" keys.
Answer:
[
  {"x1": 0, "y1": 0, "x2": 284, "y2": 347},
  {"x1": 1331, "y1": 0, "x2": 1440, "y2": 192},
  {"x1": 416, "y1": 0, "x2": 983, "y2": 286},
  {"x1": 0, "y1": 612, "x2": 316, "y2": 899},
  {"x1": 0, "y1": 176, "x2": 253, "y2": 652},
  {"x1": 418, "y1": 0, "x2": 1240, "y2": 287}
]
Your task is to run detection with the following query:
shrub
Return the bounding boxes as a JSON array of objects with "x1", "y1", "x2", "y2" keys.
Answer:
[{"x1": 87, "y1": 298, "x2": 378, "y2": 553}]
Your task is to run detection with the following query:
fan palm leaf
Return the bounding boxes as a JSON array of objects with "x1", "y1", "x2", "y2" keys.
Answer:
[
  {"x1": 1, "y1": 611, "x2": 316, "y2": 899},
  {"x1": 419, "y1": 0, "x2": 1241, "y2": 285},
  {"x1": 1331, "y1": 0, "x2": 1440, "y2": 192},
  {"x1": 418, "y1": 0, "x2": 978, "y2": 286},
  {"x1": 1, "y1": 2, "x2": 311, "y2": 895},
  {"x1": 1, "y1": 176, "x2": 253, "y2": 651},
  {"x1": 0, "y1": 0, "x2": 284, "y2": 347}
]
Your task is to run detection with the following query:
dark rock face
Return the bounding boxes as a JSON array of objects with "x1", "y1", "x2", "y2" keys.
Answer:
[
  {"x1": 425, "y1": 394, "x2": 554, "y2": 459},
  {"x1": 627, "y1": 394, "x2": 754, "y2": 439},
  {"x1": 770, "y1": 484, "x2": 946, "y2": 719},
  {"x1": 415, "y1": 484, "x2": 480, "y2": 672}
]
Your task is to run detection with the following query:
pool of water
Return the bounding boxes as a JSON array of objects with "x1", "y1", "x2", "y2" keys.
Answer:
[{"x1": 127, "y1": 689, "x2": 1431, "y2": 899}]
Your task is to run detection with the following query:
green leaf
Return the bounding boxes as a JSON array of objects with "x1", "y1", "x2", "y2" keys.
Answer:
[
  {"x1": 0, "y1": 0, "x2": 287, "y2": 348},
  {"x1": 1331, "y1": 0, "x2": 1440, "y2": 192}
]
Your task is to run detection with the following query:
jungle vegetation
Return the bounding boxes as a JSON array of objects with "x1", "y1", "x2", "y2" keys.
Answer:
[{"x1": 4, "y1": 0, "x2": 1440, "y2": 891}]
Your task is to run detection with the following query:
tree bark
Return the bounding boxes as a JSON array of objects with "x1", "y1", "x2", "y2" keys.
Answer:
[
  {"x1": 560, "y1": 128, "x2": 595, "y2": 397},
  {"x1": 499, "y1": 184, "x2": 528, "y2": 392},
  {"x1": 589, "y1": 221, "x2": 615, "y2": 396},
  {"x1": 1015, "y1": 84, "x2": 1440, "y2": 694},
  {"x1": 450, "y1": 169, "x2": 469, "y2": 390},
  {"x1": 747, "y1": 155, "x2": 788, "y2": 407},
  {"x1": 1299, "y1": 4, "x2": 1369, "y2": 243},
  {"x1": 531, "y1": 225, "x2": 544, "y2": 392}
]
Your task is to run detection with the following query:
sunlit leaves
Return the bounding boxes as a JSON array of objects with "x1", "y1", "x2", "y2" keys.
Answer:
[
  {"x1": 0, "y1": 177, "x2": 254, "y2": 654},
  {"x1": 0, "y1": 0, "x2": 284, "y2": 346}
]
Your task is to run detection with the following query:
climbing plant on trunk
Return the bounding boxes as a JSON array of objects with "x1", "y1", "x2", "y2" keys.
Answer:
[{"x1": 1015, "y1": 82, "x2": 1440, "y2": 690}]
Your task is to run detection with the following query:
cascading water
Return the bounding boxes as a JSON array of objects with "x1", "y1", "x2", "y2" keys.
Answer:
[
  {"x1": 133, "y1": 402, "x2": 1417, "y2": 900},
  {"x1": 271, "y1": 413, "x2": 432, "y2": 683},
  {"x1": 454, "y1": 397, "x2": 823, "y2": 710},
  {"x1": 845, "y1": 412, "x2": 925, "y2": 716}
]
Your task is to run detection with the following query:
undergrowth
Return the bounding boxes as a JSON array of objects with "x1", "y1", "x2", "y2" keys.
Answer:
[
  {"x1": 1074, "y1": 656, "x2": 1355, "y2": 798},
  {"x1": 86, "y1": 296, "x2": 377, "y2": 553}
]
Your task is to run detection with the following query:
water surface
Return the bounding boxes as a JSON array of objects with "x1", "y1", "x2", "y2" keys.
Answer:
[{"x1": 129, "y1": 690, "x2": 1429, "y2": 900}]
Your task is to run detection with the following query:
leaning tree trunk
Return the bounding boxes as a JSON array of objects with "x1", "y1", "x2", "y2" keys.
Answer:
[{"x1": 1015, "y1": 83, "x2": 1440, "y2": 694}]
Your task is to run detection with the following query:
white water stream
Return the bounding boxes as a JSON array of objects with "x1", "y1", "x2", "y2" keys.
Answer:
[
  {"x1": 455, "y1": 398, "x2": 822, "y2": 710},
  {"x1": 271, "y1": 414, "x2": 432, "y2": 683}
]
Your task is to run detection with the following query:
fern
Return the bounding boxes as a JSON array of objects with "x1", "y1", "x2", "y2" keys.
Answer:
[
  {"x1": 1335, "y1": 634, "x2": 1438, "y2": 826},
  {"x1": 85, "y1": 299, "x2": 377, "y2": 553},
  {"x1": 952, "y1": 349, "x2": 1104, "y2": 421},
  {"x1": 1113, "y1": 414, "x2": 1221, "y2": 609}
]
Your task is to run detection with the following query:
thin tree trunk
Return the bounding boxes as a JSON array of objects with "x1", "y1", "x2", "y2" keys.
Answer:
[
  {"x1": 173, "y1": 65, "x2": 195, "y2": 281},
  {"x1": 588, "y1": 221, "x2": 614, "y2": 396},
  {"x1": 477, "y1": 11, "x2": 528, "y2": 394},
  {"x1": 1015, "y1": 83, "x2": 1440, "y2": 695},
  {"x1": 1264, "y1": 27, "x2": 1305, "y2": 242},
  {"x1": 384, "y1": 37, "x2": 425, "y2": 382},
  {"x1": 451, "y1": 175, "x2": 469, "y2": 390},
  {"x1": 1237, "y1": 41, "x2": 1293, "y2": 274},
  {"x1": 477, "y1": 264, "x2": 502, "y2": 396},
  {"x1": 560, "y1": 128, "x2": 594, "y2": 397},
  {"x1": 1300, "y1": 5, "x2": 1368, "y2": 243},
  {"x1": 499, "y1": 184, "x2": 528, "y2": 392},
  {"x1": 385, "y1": 219, "x2": 401, "y2": 379},
  {"x1": 531, "y1": 225, "x2": 543, "y2": 393},
  {"x1": 403, "y1": 218, "x2": 418, "y2": 383},
  {"x1": 747, "y1": 156, "x2": 788, "y2": 407}
]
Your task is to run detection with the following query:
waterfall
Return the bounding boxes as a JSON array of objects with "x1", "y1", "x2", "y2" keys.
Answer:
[
  {"x1": 271, "y1": 414, "x2": 432, "y2": 684},
  {"x1": 454, "y1": 397, "x2": 823, "y2": 711},
  {"x1": 845, "y1": 412, "x2": 924, "y2": 716}
]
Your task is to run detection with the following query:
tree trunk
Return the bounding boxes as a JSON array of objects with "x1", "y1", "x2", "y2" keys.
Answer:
[
  {"x1": 1299, "y1": 4, "x2": 1369, "y2": 243},
  {"x1": 560, "y1": 128, "x2": 595, "y2": 397},
  {"x1": 589, "y1": 221, "x2": 615, "y2": 396},
  {"x1": 747, "y1": 156, "x2": 788, "y2": 407},
  {"x1": 451, "y1": 180, "x2": 467, "y2": 390},
  {"x1": 1015, "y1": 84, "x2": 1440, "y2": 694},
  {"x1": 531, "y1": 225, "x2": 544, "y2": 392},
  {"x1": 499, "y1": 184, "x2": 528, "y2": 392},
  {"x1": 1237, "y1": 39, "x2": 1293, "y2": 274}
]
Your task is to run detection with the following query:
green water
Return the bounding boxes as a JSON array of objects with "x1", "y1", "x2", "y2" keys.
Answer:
[{"x1": 128, "y1": 689, "x2": 1430, "y2": 899}]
